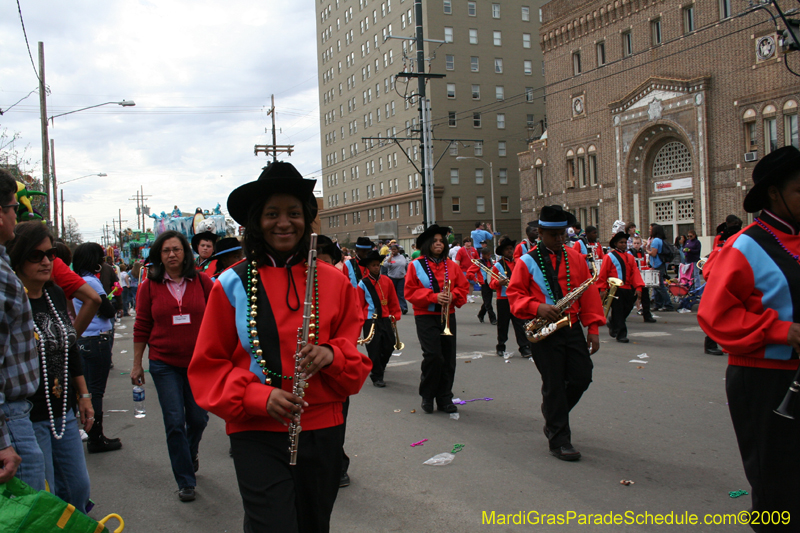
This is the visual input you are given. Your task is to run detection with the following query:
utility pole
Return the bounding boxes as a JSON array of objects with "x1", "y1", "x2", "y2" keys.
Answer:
[
  {"x1": 129, "y1": 188, "x2": 153, "y2": 231},
  {"x1": 60, "y1": 190, "x2": 65, "y2": 238},
  {"x1": 38, "y1": 42, "x2": 50, "y2": 222},
  {"x1": 112, "y1": 219, "x2": 116, "y2": 247},
  {"x1": 118, "y1": 209, "x2": 127, "y2": 248},
  {"x1": 254, "y1": 95, "x2": 295, "y2": 160},
  {"x1": 50, "y1": 139, "x2": 58, "y2": 237}
]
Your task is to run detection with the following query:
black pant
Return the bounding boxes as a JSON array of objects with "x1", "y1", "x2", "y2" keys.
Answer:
[
  {"x1": 641, "y1": 287, "x2": 654, "y2": 320},
  {"x1": 608, "y1": 288, "x2": 636, "y2": 339},
  {"x1": 496, "y1": 299, "x2": 530, "y2": 354},
  {"x1": 478, "y1": 283, "x2": 497, "y2": 322},
  {"x1": 341, "y1": 398, "x2": 349, "y2": 475},
  {"x1": 531, "y1": 323, "x2": 593, "y2": 450},
  {"x1": 727, "y1": 365, "x2": 800, "y2": 531},
  {"x1": 230, "y1": 425, "x2": 345, "y2": 533},
  {"x1": 415, "y1": 314, "x2": 457, "y2": 406},
  {"x1": 364, "y1": 318, "x2": 394, "y2": 381}
]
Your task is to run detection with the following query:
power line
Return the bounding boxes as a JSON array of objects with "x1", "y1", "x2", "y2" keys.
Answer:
[{"x1": 15, "y1": 0, "x2": 43, "y2": 86}]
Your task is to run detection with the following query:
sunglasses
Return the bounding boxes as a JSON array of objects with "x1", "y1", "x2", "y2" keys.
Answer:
[
  {"x1": 27, "y1": 248, "x2": 58, "y2": 263},
  {"x1": 1, "y1": 203, "x2": 20, "y2": 214}
]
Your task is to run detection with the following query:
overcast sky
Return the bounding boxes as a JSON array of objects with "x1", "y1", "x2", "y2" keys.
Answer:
[{"x1": 0, "y1": 0, "x2": 321, "y2": 242}]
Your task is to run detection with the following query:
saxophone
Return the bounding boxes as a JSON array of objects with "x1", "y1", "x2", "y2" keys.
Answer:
[
  {"x1": 602, "y1": 277, "x2": 623, "y2": 317},
  {"x1": 524, "y1": 267, "x2": 599, "y2": 343},
  {"x1": 289, "y1": 234, "x2": 318, "y2": 466}
]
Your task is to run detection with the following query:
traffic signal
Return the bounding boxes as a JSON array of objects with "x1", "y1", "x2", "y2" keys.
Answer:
[{"x1": 783, "y1": 19, "x2": 800, "y2": 51}]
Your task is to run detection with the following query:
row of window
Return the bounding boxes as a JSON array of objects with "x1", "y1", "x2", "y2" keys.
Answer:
[
  {"x1": 442, "y1": 27, "x2": 533, "y2": 48},
  {"x1": 444, "y1": 55, "x2": 535, "y2": 75},
  {"x1": 446, "y1": 84, "x2": 536, "y2": 103},
  {"x1": 743, "y1": 101, "x2": 799, "y2": 155},
  {"x1": 452, "y1": 196, "x2": 510, "y2": 214},
  {"x1": 443, "y1": 0, "x2": 532, "y2": 22},
  {"x1": 326, "y1": 201, "x2": 420, "y2": 228},
  {"x1": 449, "y1": 168, "x2": 510, "y2": 185}
]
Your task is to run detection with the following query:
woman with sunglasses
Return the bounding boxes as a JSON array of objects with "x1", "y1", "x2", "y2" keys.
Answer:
[
  {"x1": 72, "y1": 243, "x2": 122, "y2": 453},
  {"x1": 7, "y1": 222, "x2": 93, "y2": 513}
]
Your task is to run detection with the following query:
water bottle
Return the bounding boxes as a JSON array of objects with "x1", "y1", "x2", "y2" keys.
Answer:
[{"x1": 133, "y1": 385, "x2": 146, "y2": 418}]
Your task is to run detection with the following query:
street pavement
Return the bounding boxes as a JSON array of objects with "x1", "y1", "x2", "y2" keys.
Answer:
[{"x1": 86, "y1": 302, "x2": 751, "y2": 532}]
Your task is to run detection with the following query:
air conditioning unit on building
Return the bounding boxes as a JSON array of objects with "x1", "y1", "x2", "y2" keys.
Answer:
[
  {"x1": 566, "y1": 179, "x2": 576, "y2": 189},
  {"x1": 744, "y1": 151, "x2": 758, "y2": 162}
]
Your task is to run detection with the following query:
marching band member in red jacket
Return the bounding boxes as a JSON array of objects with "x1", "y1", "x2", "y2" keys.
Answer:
[
  {"x1": 489, "y1": 237, "x2": 532, "y2": 358},
  {"x1": 405, "y1": 224, "x2": 469, "y2": 415},
  {"x1": 598, "y1": 232, "x2": 644, "y2": 343},
  {"x1": 513, "y1": 222, "x2": 538, "y2": 261},
  {"x1": 507, "y1": 206, "x2": 605, "y2": 461},
  {"x1": 188, "y1": 162, "x2": 370, "y2": 533}
]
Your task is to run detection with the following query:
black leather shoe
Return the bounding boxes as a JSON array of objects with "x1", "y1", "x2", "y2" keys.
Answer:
[
  {"x1": 550, "y1": 446, "x2": 581, "y2": 461},
  {"x1": 490, "y1": 320, "x2": 498, "y2": 325},
  {"x1": 520, "y1": 349, "x2": 532, "y2": 358},
  {"x1": 643, "y1": 317, "x2": 657, "y2": 323},
  {"x1": 496, "y1": 349, "x2": 505, "y2": 357},
  {"x1": 421, "y1": 398, "x2": 434, "y2": 414},
  {"x1": 438, "y1": 403, "x2": 458, "y2": 414},
  {"x1": 339, "y1": 472, "x2": 351, "y2": 488},
  {"x1": 477, "y1": 313, "x2": 484, "y2": 323},
  {"x1": 617, "y1": 337, "x2": 630, "y2": 343},
  {"x1": 178, "y1": 487, "x2": 196, "y2": 502},
  {"x1": 402, "y1": 309, "x2": 408, "y2": 315},
  {"x1": 373, "y1": 379, "x2": 386, "y2": 387},
  {"x1": 608, "y1": 329, "x2": 617, "y2": 338},
  {"x1": 705, "y1": 346, "x2": 724, "y2": 355}
]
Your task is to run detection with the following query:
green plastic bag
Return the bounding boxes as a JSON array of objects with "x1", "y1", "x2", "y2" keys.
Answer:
[{"x1": 0, "y1": 477, "x2": 124, "y2": 533}]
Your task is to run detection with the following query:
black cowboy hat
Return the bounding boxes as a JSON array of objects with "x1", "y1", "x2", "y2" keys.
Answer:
[
  {"x1": 227, "y1": 161, "x2": 318, "y2": 226},
  {"x1": 537, "y1": 205, "x2": 578, "y2": 230},
  {"x1": 609, "y1": 231, "x2": 628, "y2": 248},
  {"x1": 316, "y1": 234, "x2": 343, "y2": 264},
  {"x1": 355, "y1": 236, "x2": 374, "y2": 250},
  {"x1": 358, "y1": 250, "x2": 386, "y2": 267},
  {"x1": 496, "y1": 237, "x2": 516, "y2": 256},
  {"x1": 743, "y1": 146, "x2": 800, "y2": 212},
  {"x1": 191, "y1": 231, "x2": 219, "y2": 253},
  {"x1": 211, "y1": 237, "x2": 242, "y2": 259},
  {"x1": 415, "y1": 224, "x2": 449, "y2": 250}
]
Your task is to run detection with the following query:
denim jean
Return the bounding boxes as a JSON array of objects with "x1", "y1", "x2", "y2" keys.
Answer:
[
  {"x1": 1, "y1": 400, "x2": 46, "y2": 491},
  {"x1": 389, "y1": 276, "x2": 408, "y2": 312},
  {"x1": 121, "y1": 287, "x2": 131, "y2": 315},
  {"x1": 652, "y1": 263, "x2": 674, "y2": 310},
  {"x1": 78, "y1": 334, "x2": 113, "y2": 415},
  {"x1": 129, "y1": 285, "x2": 138, "y2": 311},
  {"x1": 148, "y1": 358, "x2": 209, "y2": 490},
  {"x1": 32, "y1": 409, "x2": 91, "y2": 513}
]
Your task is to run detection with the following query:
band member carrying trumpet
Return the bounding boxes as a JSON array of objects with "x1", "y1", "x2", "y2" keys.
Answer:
[
  {"x1": 357, "y1": 250, "x2": 401, "y2": 388},
  {"x1": 507, "y1": 206, "x2": 604, "y2": 461},
  {"x1": 598, "y1": 232, "x2": 644, "y2": 344},
  {"x1": 490, "y1": 237, "x2": 532, "y2": 358},
  {"x1": 698, "y1": 146, "x2": 800, "y2": 523},
  {"x1": 405, "y1": 225, "x2": 469, "y2": 414}
]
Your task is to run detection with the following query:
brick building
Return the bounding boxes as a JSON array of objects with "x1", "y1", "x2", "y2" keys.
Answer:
[{"x1": 518, "y1": 0, "x2": 799, "y2": 245}]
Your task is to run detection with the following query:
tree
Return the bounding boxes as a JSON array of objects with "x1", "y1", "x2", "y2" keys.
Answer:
[
  {"x1": 0, "y1": 127, "x2": 45, "y2": 215},
  {"x1": 62, "y1": 216, "x2": 83, "y2": 247}
]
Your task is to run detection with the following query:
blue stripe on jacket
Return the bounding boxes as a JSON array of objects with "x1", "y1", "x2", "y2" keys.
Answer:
[
  {"x1": 519, "y1": 254, "x2": 555, "y2": 305},
  {"x1": 412, "y1": 260, "x2": 437, "y2": 312},
  {"x1": 218, "y1": 268, "x2": 267, "y2": 384}
]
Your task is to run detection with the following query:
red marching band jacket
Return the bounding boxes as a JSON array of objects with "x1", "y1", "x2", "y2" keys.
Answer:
[
  {"x1": 597, "y1": 250, "x2": 645, "y2": 292},
  {"x1": 404, "y1": 256, "x2": 470, "y2": 316},
  {"x1": 513, "y1": 240, "x2": 535, "y2": 261},
  {"x1": 489, "y1": 258, "x2": 515, "y2": 300},
  {"x1": 357, "y1": 274, "x2": 401, "y2": 321},
  {"x1": 507, "y1": 245, "x2": 605, "y2": 335}
]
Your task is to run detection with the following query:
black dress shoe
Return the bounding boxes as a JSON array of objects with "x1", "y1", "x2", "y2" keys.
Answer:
[
  {"x1": 705, "y1": 346, "x2": 724, "y2": 355},
  {"x1": 550, "y1": 446, "x2": 581, "y2": 461},
  {"x1": 617, "y1": 337, "x2": 629, "y2": 343},
  {"x1": 477, "y1": 313, "x2": 484, "y2": 323},
  {"x1": 438, "y1": 403, "x2": 458, "y2": 414},
  {"x1": 373, "y1": 379, "x2": 386, "y2": 387},
  {"x1": 496, "y1": 349, "x2": 505, "y2": 357},
  {"x1": 520, "y1": 349, "x2": 532, "y2": 358},
  {"x1": 421, "y1": 398, "x2": 434, "y2": 414},
  {"x1": 608, "y1": 329, "x2": 617, "y2": 338},
  {"x1": 339, "y1": 472, "x2": 351, "y2": 488},
  {"x1": 402, "y1": 309, "x2": 408, "y2": 315},
  {"x1": 643, "y1": 317, "x2": 657, "y2": 323},
  {"x1": 178, "y1": 487, "x2": 196, "y2": 502}
]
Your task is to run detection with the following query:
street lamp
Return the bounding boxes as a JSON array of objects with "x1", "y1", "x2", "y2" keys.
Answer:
[
  {"x1": 457, "y1": 156, "x2": 497, "y2": 253},
  {"x1": 49, "y1": 101, "x2": 136, "y2": 124},
  {"x1": 59, "y1": 173, "x2": 107, "y2": 239},
  {"x1": 59, "y1": 172, "x2": 108, "y2": 185}
]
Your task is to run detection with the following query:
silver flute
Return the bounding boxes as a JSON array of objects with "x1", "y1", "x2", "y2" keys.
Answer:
[{"x1": 289, "y1": 233, "x2": 318, "y2": 465}]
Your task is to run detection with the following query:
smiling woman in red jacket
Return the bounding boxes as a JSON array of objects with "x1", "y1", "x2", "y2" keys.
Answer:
[{"x1": 188, "y1": 162, "x2": 369, "y2": 533}]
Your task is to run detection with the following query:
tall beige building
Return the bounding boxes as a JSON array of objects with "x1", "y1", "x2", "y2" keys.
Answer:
[{"x1": 315, "y1": 0, "x2": 547, "y2": 249}]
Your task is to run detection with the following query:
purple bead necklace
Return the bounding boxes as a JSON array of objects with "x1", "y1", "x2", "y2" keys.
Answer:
[
  {"x1": 755, "y1": 218, "x2": 800, "y2": 264},
  {"x1": 423, "y1": 256, "x2": 448, "y2": 291}
]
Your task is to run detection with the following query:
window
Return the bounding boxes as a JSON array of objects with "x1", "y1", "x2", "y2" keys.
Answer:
[
  {"x1": 572, "y1": 52, "x2": 581, "y2": 75},
  {"x1": 651, "y1": 18, "x2": 662, "y2": 45},
  {"x1": 577, "y1": 155, "x2": 587, "y2": 187},
  {"x1": 469, "y1": 28, "x2": 478, "y2": 44},
  {"x1": 527, "y1": 114, "x2": 535, "y2": 128},
  {"x1": 494, "y1": 58, "x2": 503, "y2": 73},
  {"x1": 444, "y1": 27, "x2": 453, "y2": 43},
  {"x1": 443, "y1": 0, "x2": 452, "y2": 14},
  {"x1": 720, "y1": 0, "x2": 731, "y2": 18},
  {"x1": 523, "y1": 33, "x2": 531, "y2": 48},
  {"x1": 471, "y1": 84, "x2": 481, "y2": 99},
  {"x1": 474, "y1": 168, "x2": 484, "y2": 184},
  {"x1": 746, "y1": 120, "x2": 757, "y2": 151},
  {"x1": 449, "y1": 142, "x2": 458, "y2": 156},
  {"x1": 683, "y1": 5, "x2": 695, "y2": 33},
  {"x1": 452, "y1": 197, "x2": 461, "y2": 213},
  {"x1": 477, "y1": 196, "x2": 486, "y2": 213},
  {"x1": 473, "y1": 112, "x2": 482, "y2": 127},
  {"x1": 500, "y1": 196, "x2": 509, "y2": 212},
  {"x1": 589, "y1": 207, "x2": 599, "y2": 227},
  {"x1": 596, "y1": 41, "x2": 606, "y2": 66},
  {"x1": 448, "y1": 111, "x2": 457, "y2": 127},
  {"x1": 498, "y1": 141, "x2": 506, "y2": 156},
  {"x1": 523, "y1": 60, "x2": 532, "y2": 75},
  {"x1": 492, "y1": 3, "x2": 500, "y2": 18},
  {"x1": 588, "y1": 147, "x2": 598, "y2": 186},
  {"x1": 765, "y1": 116, "x2": 778, "y2": 154},
  {"x1": 495, "y1": 86, "x2": 504, "y2": 101},
  {"x1": 499, "y1": 168, "x2": 508, "y2": 184},
  {"x1": 450, "y1": 169, "x2": 460, "y2": 184},
  {"x1": 535, "y1": 162, "x2": 544, "y2": 195},
  {"x1": 525, "y1": 87, "x2": 534, "y2": 102},
  {"x1": 493, "y1": 31, "x2": 502, "y2": 46},
  {"x1": 471, "y1": 56, "x2": 479, "y2": 71},
  {"x1": 446, "y1": 55, "x2": 455, "y2": 70},
  {"x1": 497, "y1": 113, "x2": 506, "y2": 129},
  {"x1": 447, "y1": 83, "x2": 456, "y2": 98},
  {"x1": 522, "y1": 6, "x2": 530, "y2": 21},
  {"x1": 468, "y1": 2, "x2": 476, "y2": 16},
  {"x1": 785, "y1": 101, "x2": 799, "y2": 148},
  {"x1": 622, "y1": 31, "x2": 633, "y2": 57}
]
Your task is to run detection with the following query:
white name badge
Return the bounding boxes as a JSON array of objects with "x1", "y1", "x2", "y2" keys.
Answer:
[{"x1": 173, "y1": 314, "x2": 191, "y2": 325}]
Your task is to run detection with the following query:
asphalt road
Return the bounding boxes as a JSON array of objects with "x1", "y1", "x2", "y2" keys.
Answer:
[{"x1": 85, "y1": 302, "x2": 752, "y2": 533}]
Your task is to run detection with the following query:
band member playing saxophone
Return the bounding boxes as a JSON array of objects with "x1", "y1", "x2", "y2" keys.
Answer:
[
  {"x1": 507, "y1": 206, "x2": 604, "y2": 461},
  {"x1": 188, "y1": 162, "x2": 370, "y2": 532},
  {"x1": 490, "y1": 237, "x2": 532, "y2": 359},
  {"x1": 698, "y1": 147, "x2": 800, "y2": 525},
  {"x1": 598, "y1": 232, "x2": 644, "y2": 344},
  {"x1": 405, "y1": 225, "x2": 469, "y2": 415}
]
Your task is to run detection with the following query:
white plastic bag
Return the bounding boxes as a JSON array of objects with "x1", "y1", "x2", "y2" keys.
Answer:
[{"x1": 423, "y1": 452, "x2": 456, "y2": 466}]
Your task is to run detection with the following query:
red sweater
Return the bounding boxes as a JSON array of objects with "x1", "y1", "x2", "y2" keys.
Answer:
[
  {"x1": 358, "y1": 274, "x2": 401, "y2": 321},
  {"x1": 133, "y1": 273, "x2": 213, "y2": 367},
  {"x1": 188, "y1": 260, "x2": 370, "y2": 435},
  {"x1": 507, "y1": 245, "x2": 605, "y2": 335},
  {"x1": 698, "y1": 216, "x2": 800, "y2": 370},
  {"x1": 405, "y1": 256, "x2": 469, "y2": 315},
  {"x1": 597, "y1": 250, "x2": 645, "y2": 292},
  {"x1": 51, "y1": 257, "x2": 86, "y2": 299}
]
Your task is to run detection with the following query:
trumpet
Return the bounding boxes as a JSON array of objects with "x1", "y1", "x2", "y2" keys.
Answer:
[
  {"x1": 775, "y1": 363, "x2": 800, "y2": 419},
  {"x1": 357, "y1": 314, "x2": 377, "y2": 345},
  {"x1": 602, "y1": 277, "x2": 623, "y2": 317},
  {"x1": 471, "y1": 258, "x2": 507, "y2": 283},
  {"x1": 696, "y1": 255, "x2": 709, "y2": 271},
  {"x1": 390, "y1": 315, "x2": 404, "y2": 350},
  {"x1": 441, "y1": 280, "x2": 453, "y2": 336}
]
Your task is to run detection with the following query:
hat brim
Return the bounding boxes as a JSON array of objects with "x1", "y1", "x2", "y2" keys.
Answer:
[
  {"x1": 359, "y1": 254, "x2": 386, "y2": 267},
  {"x1": 415, "y1": 224, "x2": 449, "y2": 250},
  {"x1": 191, "y1": 232, "x2": 219, "y2": 253},
  {"x1": 496, "y1": 239, "x2": 516, "y2": 256},
  {"x1": 227, "y1": 177, "x2": 317, "y2": 227},
  {"x1": 743, "y1": 180, "x2": 770, "y2": 213}
]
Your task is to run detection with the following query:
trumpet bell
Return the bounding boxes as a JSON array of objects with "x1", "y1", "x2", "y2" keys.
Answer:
[
  {"x1": 395, "y1": 341, "x2": 406, "y2": 350},
  {"x1": 441, "y1": 326, "x2": 453, "y2": 336}
]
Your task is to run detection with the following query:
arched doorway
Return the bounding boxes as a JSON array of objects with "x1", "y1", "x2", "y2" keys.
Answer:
[{"x1": 648, "y1": 140, "x2": 695, "y2": 242}]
